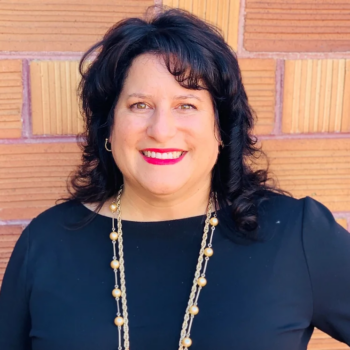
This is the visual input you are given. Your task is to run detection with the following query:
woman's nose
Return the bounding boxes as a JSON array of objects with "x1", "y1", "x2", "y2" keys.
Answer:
[{"x1": 146, "y1": 107, "x2": 176, "y2": 142}]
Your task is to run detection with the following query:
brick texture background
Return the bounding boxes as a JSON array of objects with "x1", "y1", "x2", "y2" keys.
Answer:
[{"x1": 0, "y1": 1, "x2": 349, "y2": 348}]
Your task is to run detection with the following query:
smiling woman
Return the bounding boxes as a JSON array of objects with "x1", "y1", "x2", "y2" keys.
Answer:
[
  {"x1": 0, "y1": 5, "x2": 350, "y2": 350},
  {"x1": 70, "y1": 5, "x2": 274, "y2": 225}
]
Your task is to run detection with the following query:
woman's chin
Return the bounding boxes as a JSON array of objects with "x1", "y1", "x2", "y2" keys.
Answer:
[{"x1": 139, "y1": 181, "x2": 186, "y2": 197}]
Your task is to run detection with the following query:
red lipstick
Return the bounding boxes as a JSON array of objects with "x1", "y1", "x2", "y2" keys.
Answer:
[{"x1": 140, "y1": 148, "x2": 187, "y2": 165}]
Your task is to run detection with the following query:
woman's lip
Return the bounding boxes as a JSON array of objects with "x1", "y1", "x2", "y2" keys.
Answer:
[
  {"x1": 141, "y1": 148, "x2": 186, "y2": 153},
  {"x1": 140, "y1": 151, "x2": 186, "y2": 165}
]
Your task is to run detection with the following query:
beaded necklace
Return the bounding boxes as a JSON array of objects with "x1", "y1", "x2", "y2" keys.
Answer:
[{"x1": 108, "y1": 186, "x2": 219, "y2": 350}]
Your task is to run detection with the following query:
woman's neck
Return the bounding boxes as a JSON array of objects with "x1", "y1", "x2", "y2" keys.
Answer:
[{"x1": 88, "y1": 181, "x2": 212, "y2": 222}]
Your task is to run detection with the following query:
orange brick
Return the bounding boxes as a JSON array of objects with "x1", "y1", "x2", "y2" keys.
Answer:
[
  {"x1": 239, "y1": 59, "x2": 276, "y2": 135},
  {"x1": 283, "y1": 60, "x2": 350, "y2": 134},
  {"x1": 244, "y1": 0, "x2": 350, "y2": 52},
  {"x1": 0, "y1": 60, "x2": 22, "y2": 138},
  {"x1": 0, "y1": 225, "x2": 23, "y2": 286},
  {"x1": 0, "y1": 143, "x2": 80, "y2": 221},
  {"x1": 0, "y1": 0, "x2": 153, "y2": 52},
  {"x1": 260, "y1": 138, "x2": 350, "y2": 212},
  {"x1": 308, "y1": 328, "x2": 349, "y2": 350},
  {"x1": 30, "y1": 61, "x2": 83, "y2": 136},
  {"x1": 163, "y1": 0, "x2": 240, "y2": 51}
]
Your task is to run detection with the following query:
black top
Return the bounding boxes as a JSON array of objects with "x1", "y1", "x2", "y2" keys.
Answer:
[{"x1": 0, "y1": 193, "x2": 350, "y2": 350}]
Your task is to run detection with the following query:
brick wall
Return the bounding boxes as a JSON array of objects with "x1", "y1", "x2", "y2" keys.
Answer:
[{"x1": 0, "y1": 1, "x2": 349, "y2": 349}]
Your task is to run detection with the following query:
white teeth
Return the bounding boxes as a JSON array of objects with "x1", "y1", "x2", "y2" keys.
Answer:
[{"x1": 142, "y1": 151, "x2": 184, "y2": 159}]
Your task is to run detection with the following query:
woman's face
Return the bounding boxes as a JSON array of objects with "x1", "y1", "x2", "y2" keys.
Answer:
[{"x1": 110, "y1": 53, "x2": 219, "y2": 197}]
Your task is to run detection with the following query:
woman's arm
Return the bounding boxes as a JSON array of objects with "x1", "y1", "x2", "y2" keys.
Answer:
[
  {"x1": 302, "y1": 196, "x2": 350, "y2": 344},
  {"x1": 0, "y1": 226, "x2": 32, "y2": 349}
]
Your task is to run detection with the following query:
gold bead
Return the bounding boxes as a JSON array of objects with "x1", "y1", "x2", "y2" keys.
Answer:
[
  {"x1": 209, "y1": 217, "x2": 219, "y2": 226},
  {"x1": 109, "y1": 203, "x2": 118, "y2": 213},
  {"x1": 204, "y1": 247, "x2": 213, "y2": 257},
  {"x1": 197, "y1": 277, "x2": 207, "y2": 287},
  {"x1": 110, "y1": 260, "x2": 120, "y2": 269},
  {"x1": 182, "y1": 337, "x2": 192, "y2": 347},
  {"x1": 114, "y1": 316, "x2": 124, "y2": 326},
  {"x1": 109, "y1": 231, "x2": 118, "y2": 241},
  {"x1": 112, "y1": 288, "x2": 122, "y2": 298},
  {"x1": 189, "y1": 305, "x2": 199, "y2": 315}
]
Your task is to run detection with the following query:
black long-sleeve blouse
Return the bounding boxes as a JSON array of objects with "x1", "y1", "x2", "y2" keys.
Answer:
[{"x1": 0, "y1": 193, "x2": 350, "y2": 350}]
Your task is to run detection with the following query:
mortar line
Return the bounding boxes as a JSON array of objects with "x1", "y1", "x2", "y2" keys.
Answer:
[
  {"x1": 4, "y1": 132, "x2": 348, "y2": 143},
  {"x1": 237, "y1": 0, "x2": 246, "y2": 55},
  {"x1": 0, "y1": 52, "x2": 85, "y2": 60},
  {"x1": 0, "y1": 136, "x2": 81, "y2": 144},
  {"x1": 273, "y1": 59, "x2": 284, "y2": 135},
  {"x1": 2, "y1": 51, "x2": 349, "y2": 61},
  {"x1": 257, "y1": 133, "x2": 350, "y2": 140},
  {"x1": 237, "y1": 51, "x2": 350, "y2": 60},
  {"x1": 2, "y1": 50, "x2": 350, "y2": 60},
  {"x1": 21, "y1": 59, "x2": 32, "y2": 138},
  {"x1": 0, "y1": 220, "x2": 31, "y2": 227},
  {"x1": 333, "y1": 212, "x2": 350, "y2": 218}
]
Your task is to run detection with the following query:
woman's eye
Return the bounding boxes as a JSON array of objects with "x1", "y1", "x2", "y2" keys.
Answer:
[
  {"x1": 131, "y1": 102, "x2": 148, "y2": 109},
  {"x1": 179, "y1": 104, "x2": 196, "y2": 110}
]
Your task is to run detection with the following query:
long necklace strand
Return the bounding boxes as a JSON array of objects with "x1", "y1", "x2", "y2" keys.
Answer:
[{"x1": 109, "y1": 187, "x2": 219, "y2": 349}]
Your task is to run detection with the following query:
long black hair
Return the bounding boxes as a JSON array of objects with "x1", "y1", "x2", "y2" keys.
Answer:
[{"x1": 68, "y1": 5, "x2": 289, "y2": 239}]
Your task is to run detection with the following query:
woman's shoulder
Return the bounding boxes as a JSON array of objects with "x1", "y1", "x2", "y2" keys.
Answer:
[
  {"x1": 247, "y1": 190, "x2": 347, "y2": 242},
  {"x1": 255, "y1": 190, "x2": 303, "y2": 225},
  {"x1": 258, "y1": 190, "x2": 332, "y2": 219},
  {"x1": 25, "y1": 200, "x2": 89, "y2": 240},
  {"x1": 257, "y1": 190, "x2": 348, "y2": 241},
  {"x1": 31, "y1": 199, "x2": 83, "y2": 223},
  {"x1": 5, "y1": 200, "x2": 92, "y2": 270}
]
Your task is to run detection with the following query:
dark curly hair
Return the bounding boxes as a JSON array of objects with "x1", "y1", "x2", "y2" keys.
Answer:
[{"x1": 68, "y1": 5, "x2": 289, "y2": 239}]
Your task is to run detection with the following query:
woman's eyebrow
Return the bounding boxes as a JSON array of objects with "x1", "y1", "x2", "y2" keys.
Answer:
[
  {"x1": 127, "y1": 93, "x2": 152, "y2": 99},
  {"x1": 174, "y1": 94, "x2": 202, "y2": 102},
  {"x1": 126, "y1": 92, "x2": 202, "y2": 101}
]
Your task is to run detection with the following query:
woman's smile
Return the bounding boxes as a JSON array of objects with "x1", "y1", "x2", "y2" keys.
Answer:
[{"x1": 140, "y1": 148, "x2": 187, "y2": 165}]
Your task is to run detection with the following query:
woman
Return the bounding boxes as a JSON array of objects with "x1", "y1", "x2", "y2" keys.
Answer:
[{"x1": 0, "y1": 6, "x2": 349, "y2": 350}]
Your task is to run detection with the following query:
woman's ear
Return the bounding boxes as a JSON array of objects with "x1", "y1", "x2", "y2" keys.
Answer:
[{"x1": 213, "y1": 108, "x2": 223, "y2": 148}]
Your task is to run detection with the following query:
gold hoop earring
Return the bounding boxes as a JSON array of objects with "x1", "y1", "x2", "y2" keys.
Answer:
[
  {"x1": 214, "y1": 132, "x2": 224, "y2": 149},
  {"x1": 105, "y1": 138, "x2": 112, "y2": 152}
]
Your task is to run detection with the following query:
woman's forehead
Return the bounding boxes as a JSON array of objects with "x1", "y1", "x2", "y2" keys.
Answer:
[{"x1": 123, "y1": 53, "x2": 208, "y2": 94}]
